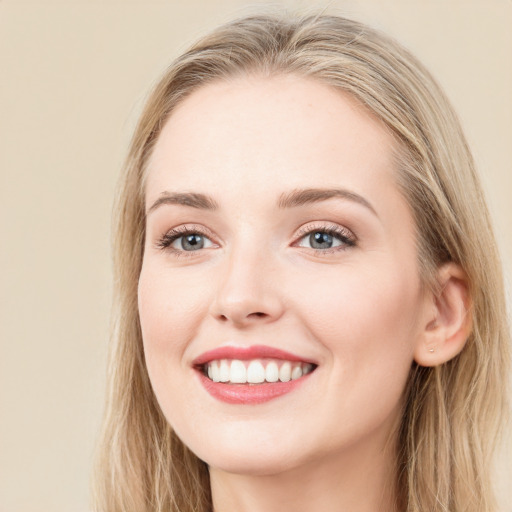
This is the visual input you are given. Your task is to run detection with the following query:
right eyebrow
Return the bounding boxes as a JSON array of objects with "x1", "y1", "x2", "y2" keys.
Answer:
[{"x1": 146, "y1": 192, "x2": 219, "y2": 215}]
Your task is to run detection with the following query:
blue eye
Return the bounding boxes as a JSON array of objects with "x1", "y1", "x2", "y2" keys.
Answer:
[
  {"x1": 308, "y1": 231, "x2": 336, "y2": 249},
  {"x1": 156, "y1": 227, "x2": 215, "y2": 253},
  {"x1": 296, "y1": 227, "x2": 355, "y2": 251},
  {"x1": 171, "y1": 233, "x2": 213, "y2": 251}
]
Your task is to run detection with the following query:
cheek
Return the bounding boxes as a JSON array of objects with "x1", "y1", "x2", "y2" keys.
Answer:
[
  {"x1": 137, "y1": 263, "x2": 210, "y2": 425},
  {"x1": 298, "y1": 260, "x2": 419, "y2": 330},
  {"x1": 137, "y1": 262, "x2": 212, "y2": 413},
  {"x1": 298, "y1": 270, "x2": 421, "y2": 438},
  {"x1": 293, "y1": 261, "x2": 421, "y2": 385},
  {"x1": 138, "y1": 263, "x2": 208, "y2": 353}
]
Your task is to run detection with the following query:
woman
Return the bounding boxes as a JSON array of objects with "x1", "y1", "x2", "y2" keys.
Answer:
[{"x1": 93, "y1": 13, "x2": 510, "y2": 512}]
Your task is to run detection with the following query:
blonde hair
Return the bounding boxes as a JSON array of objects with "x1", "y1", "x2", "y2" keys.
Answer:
[{"x1": 93, "y1": 13, "x2": 510, "y2": 512}]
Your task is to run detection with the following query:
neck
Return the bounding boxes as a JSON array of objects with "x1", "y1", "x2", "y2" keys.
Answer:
[{"x1": 209, "y1": 433, "x2": 399, "y2": 512}]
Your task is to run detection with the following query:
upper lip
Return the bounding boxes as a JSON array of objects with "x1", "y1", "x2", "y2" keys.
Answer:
[{"x1": 192, "y1": 344, "x2": 318, "y2": 367}]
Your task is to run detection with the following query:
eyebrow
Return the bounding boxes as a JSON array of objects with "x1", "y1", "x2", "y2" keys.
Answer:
[
  {"x1": 147, "y1": 192, "x2": 219, "y2": 214},
  {"x1": 147, "y1": 187, "x2": 377, "y2": 217},
  {"x1": 278, "y1": 188, "x2": 378, "y2": 216}
]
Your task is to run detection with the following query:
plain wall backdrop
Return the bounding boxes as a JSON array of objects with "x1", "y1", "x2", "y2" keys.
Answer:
[{"x1": 1, "y1": 1, "x2": 511, "y2": 511}]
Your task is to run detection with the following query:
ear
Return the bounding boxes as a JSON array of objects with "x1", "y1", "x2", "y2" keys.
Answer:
[{"x1": 414, "y1": 263, "x2": 472, "y2": 367}]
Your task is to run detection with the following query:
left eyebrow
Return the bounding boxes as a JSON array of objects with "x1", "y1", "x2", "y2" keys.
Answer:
[{"x1": 278, "y1": 187, "x2": 378, "y2": 217}]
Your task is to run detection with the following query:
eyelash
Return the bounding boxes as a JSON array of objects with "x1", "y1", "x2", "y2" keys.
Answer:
[
  {"x1": 294, "y1": 223, "x2": 356, "y2": 253},
  {"x1": 155, "y1": 224, "x2": 217, "y2": 257},
  {"x1": 155, "y1": 223, "x2": 357, "y2": 256}
]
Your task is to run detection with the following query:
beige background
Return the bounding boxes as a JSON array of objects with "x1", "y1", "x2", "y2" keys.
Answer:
[{"x1": 1, "y1": 1, "x2": 510, "y2": 511}]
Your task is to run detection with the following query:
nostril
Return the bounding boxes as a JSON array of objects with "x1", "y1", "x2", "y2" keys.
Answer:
[{"x1": 213, "y1": 306, "x2": 279, "y2": 325}]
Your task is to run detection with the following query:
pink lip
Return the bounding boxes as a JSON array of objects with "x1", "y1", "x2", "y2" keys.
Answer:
[
  {"x1": 192, "y1": 344, "x2": 316, "y2": 366},
  {"x1": 192, "y1": 344, "x2": 316, "y2": 405},
  {"x1": 196, "y1": 372, "x2": 312, "y2": 404}
]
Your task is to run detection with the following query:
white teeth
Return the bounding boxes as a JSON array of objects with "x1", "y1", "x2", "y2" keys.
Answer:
[
  {"x1": 230, "y1": 360, "x2": 247, "y2": 383},
  {"x1": 291, "y1": 366, "x2": 303, "y2": 380},
  {"x1": 279, "y1": 362, "x2": 291, "y2": 382},
  {"x1": 204, "y1": 358, "x2": 314, "y2": 384},
  {"x1": 211, "y1": 361, "x2": 220, "y2": 382},
  {"x1": 219, "y1": 359, "x2": 230, "y2": 382},
  {"x1": 265, "y1": 361, "x2": 279, "y2": 382},
  {"x1": 247, "y1": 361, "x2": 266, "y2": 383}
]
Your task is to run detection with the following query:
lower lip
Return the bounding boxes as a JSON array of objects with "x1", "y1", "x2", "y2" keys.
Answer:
[{"x1": 196, "y1": 371, "x2": 312, "y2": 404}]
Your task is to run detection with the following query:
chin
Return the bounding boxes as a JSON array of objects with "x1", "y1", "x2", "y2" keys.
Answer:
[
  {"x1": 180, "y1": 428, "x2": 308, "y2": 477},
  {"x1": 205, "y1": 450, "x2": 301, "y2": 477}
]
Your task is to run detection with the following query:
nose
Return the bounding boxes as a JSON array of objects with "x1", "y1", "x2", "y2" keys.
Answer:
[{"x1": 210, "y1": 247, "x2": 285, "y2": 328}]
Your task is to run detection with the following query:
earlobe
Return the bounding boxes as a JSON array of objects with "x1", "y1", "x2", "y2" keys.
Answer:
[{"x1": 414, "y1": 263, "x2": 472, "y2": 367}]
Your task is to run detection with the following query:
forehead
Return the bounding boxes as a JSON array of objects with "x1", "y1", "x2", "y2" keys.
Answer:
[{"x1": 146, "y1": 74, "x2": 398, "y2": 206}]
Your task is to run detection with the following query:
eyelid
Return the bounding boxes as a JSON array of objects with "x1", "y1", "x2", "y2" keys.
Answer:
[
  {"x1": 155, "y1": 224, "x2": 220, "y2": 252},
  {"x1": 153, "y1": 221, "x2": 356, "y2": 256},
  {"x1": 292, "y1": 222, "x2": 357, "y2": 249}
]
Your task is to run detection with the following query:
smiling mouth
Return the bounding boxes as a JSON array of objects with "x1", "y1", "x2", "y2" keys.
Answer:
[
  {"x1": 193, "y1": 345, "x2": 318, "y2": 403},
  {"x1": 201, "y1": 358, "x2": 316, "y2": 384}
]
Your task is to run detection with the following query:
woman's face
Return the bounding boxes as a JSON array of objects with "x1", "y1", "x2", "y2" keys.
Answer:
[{"x1": 139, "y1": 75, "x2": 431, "y2": 475}]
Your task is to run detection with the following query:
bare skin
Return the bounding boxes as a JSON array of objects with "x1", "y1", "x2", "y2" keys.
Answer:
[
  {"x1": 210, "y1": 411, "x2": 399, "y2": 512},
  {"x1": 139, "y1": 75, "x2": 470, "y2": 512}
]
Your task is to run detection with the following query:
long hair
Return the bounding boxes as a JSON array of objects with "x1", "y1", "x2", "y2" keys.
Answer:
[{"x1": 93, "y1": 13, "x2": 509, "y2": 512}]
